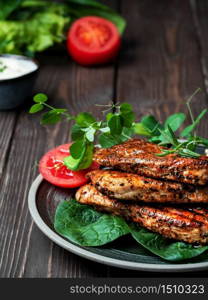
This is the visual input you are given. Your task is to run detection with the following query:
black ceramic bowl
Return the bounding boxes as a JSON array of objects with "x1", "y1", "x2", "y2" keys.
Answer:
[{"x1": 0, "y1": 54, "x2": 39, "y2": 110}]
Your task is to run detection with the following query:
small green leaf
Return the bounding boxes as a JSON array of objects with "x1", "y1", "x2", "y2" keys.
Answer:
[
  {"x1": 76, "y1": 112, "x2": 96, "y2": 127},
  {"x1": 180, "y1": 109, "x2": 208, "y2": 137},
  {"x1": 149, "y1": 136, "x2": 163, "y2": 143},
  {"x1": 106, "y1": 113, "x2": 114, "y2": 121},
  {"x1": 41, "y1": 111, "x2": 61, "y2": 125},
  {"x1": 99, "y1": 127, "x2": 110, "y2": 133},
  {"x1": 64, "y1": 142, "x2": 93, "y2": 170},
  {"x1": 158, "y1": 128, "x2": 177, "y2": 146},
  {"x1": 98, "y1": 133, "x2": 118, "y2": 148},
  {"x1": 29, "y1": 103, "x2": 44, "y2": 113},
  {"x1": 195, "y1": 137, "x2": 208, "y2": 146},
  {"x1": 166, "y1": 125, "x2": 179, "y2": 146},
  {"x1": 120, "y1": 127, "x2": 134, "y2": 142},
  {"x1": 141, "y1": 115, "x2": 162, "y2": 136},
  {"x1": 134, "y1": 123, "x2": 151, "y2": 136},
  {"x1": 33, "y1": 93, "x2": 48, "y2": 103},
  {"x1": 155, "y1": 150, "x2": 175, "y2": 157},
  {"x1": 86, "y1": 128, "x2": 96, "y2": 142},
  {"x1": 70, "y1": 140, "x2": 85, "y2": 159},
  {"x1": 71, "y1": 124, "x2": 85, "y2": 141},
  {"x1": 179, "y1": 149, "x2": 200, "y2": 158},
  {"x1": 120, "y1": 103, "x2": 133, "y2": 113},
  {"x1": 108, "y1": 115, "x2": 122, "y2": 135},
  {"x1": 120, "y1": 111, "x2": 135, "y2": 128},
  {"x1": 164, "y1": 113, "x2": 186, "y2": 132}
]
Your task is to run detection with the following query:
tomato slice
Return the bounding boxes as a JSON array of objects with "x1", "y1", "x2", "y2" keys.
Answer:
[
  {"x1": 67, "y1": 16, "x2": 121, "y2": 66},
  {"x1": 39, "y1": 144, "x2": 99, "y2": 188}
]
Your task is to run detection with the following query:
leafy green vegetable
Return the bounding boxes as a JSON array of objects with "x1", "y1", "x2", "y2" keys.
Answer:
[
  {"x1": 0, "y1": 4, "x2": 69, "y2": 55},
  {"x1": 54, "y1": 200, "x2": 130, "y2": 246},
  {"x1": 54, "y1": 200, "x2": 208, "y2": 261},
  {"x1": 130, "y1": 224, "x2": 208, "y2": 262},
  {"x1": 0, "y1": 0, "x2": 23, "y2": 20}
]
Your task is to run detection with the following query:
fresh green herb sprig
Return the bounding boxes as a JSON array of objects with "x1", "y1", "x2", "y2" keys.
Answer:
[
  {"x1": 134, "y1": 88, "x2": 208, "y2": 158},
  {"x1": 30, "y1": 94, "x2": 135, "y2": 170}
]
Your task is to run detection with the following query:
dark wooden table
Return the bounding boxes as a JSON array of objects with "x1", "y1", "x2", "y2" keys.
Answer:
[{"x1": 1, "y1": 0, "x2": 208, "y2": 278}]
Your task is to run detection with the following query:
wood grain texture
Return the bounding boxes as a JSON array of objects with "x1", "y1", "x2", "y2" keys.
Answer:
[
  {"x1": 116, "y1": 0, "x2": 208, "y2": 136},
  {"x1": 0, "y1": 112, "x2": 17, "y2": 180},
  {"x1": 190, "y1": 0, "x2": 208, "y2": 96}
]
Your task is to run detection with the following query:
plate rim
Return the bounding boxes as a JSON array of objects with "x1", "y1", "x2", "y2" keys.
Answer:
[{"x1": 28, "y1": 175, "x2": 208, "y2": 272}]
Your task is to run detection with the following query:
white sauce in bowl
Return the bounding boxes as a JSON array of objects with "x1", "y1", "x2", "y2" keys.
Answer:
[{"x1": 0, "y1": 57, "x2": 38, "y2": 80}]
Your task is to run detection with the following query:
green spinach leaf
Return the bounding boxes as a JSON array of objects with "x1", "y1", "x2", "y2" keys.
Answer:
[
  {"x1": 54, "y1": 200, "x2": 130, "y2": 246},
  {"x1": 130, "y1": 224, "x2": 208, "y2": 262},
  {"x1": 54, "y1": 200, "x2": 208, "y2": 261}
]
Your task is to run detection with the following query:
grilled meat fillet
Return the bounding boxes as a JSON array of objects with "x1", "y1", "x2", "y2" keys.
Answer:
[
  {"x1": 87, "y1": 170, "x2": 208, "y2": 203},
  {"x1": 94, "y1": 139, "x2": 208, "y2": 185},
  {"x1": 76, "y1": 184, "x2": 208, "y2": 244}
]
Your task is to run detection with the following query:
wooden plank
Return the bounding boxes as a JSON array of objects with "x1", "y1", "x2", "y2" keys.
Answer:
[
  {"x1": 107, "y1": 0, "x2": 208, "y2": 277},
  {"x1": 0, "y1": 37, "x2": 116, "y2": 278},
  {"x1": 115, "y1": 0, "x2": 207, "y2": 136},
  {"x1": 0, "y1": 112, "x2": 17, "y2": 180},
  {"x1": 190, "y1": 0, "x2": 208, "y2": 98}
]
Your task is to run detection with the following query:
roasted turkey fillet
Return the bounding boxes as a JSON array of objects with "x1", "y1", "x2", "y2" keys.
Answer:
[
  {"x1": 76, "y1": 184, "x2": 208, "y2": 245},
  {"x1": 88, "y1": 170, "x2": 208, "y2": 203},
  {"x1": 94, "y1": 139, "x2": 208, "y2": 185}
]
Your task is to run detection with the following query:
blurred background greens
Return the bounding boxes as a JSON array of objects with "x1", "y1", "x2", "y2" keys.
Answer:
[{"x1": 0, "y1": 0, "x2": 125, "y2": 56}]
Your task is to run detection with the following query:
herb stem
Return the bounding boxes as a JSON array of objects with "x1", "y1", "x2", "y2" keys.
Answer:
[
  {"x1": 186, "y1": 88, "x2": 202, "y2": 137},
  {"x1": 43, "y1": 102, "x2": 74, "y2": 120}
]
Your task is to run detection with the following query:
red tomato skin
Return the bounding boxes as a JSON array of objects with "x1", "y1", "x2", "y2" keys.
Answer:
[
  {"x1": 39, "y1": 144, "x2": 99, "y2": 188},
  {"x1": 67, "y1": 16, "x2": 121, "y2": 66}
]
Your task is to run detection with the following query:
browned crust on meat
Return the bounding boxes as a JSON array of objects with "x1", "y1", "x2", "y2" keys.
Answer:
[
  {"x1": 87, "y1": 170, "x2": 208, "y2": 203},
  {"x1": 93, "y1": 139, "x2": 208, "y2": 185},
  {"x1": 76, "y1": 184, "x2": 208, "y2": 245}
]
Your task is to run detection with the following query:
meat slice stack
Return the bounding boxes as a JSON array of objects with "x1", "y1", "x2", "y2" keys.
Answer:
[{"x1": 75, "y1": 139, "x2": 208, "y2": 245}]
